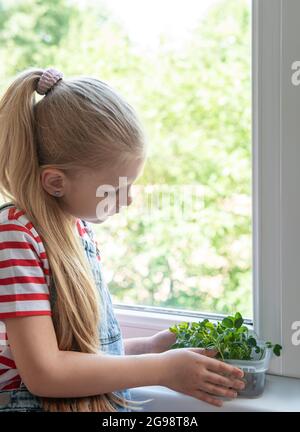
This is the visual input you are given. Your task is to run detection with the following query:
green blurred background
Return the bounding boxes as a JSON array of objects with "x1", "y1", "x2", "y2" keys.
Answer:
[{"x1": 0, "y1": 0, "x2": 252, "y2": 318}]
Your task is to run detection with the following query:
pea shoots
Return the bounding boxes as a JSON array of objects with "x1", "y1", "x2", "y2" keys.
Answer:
[{"x1": 169, "y1": 312, "x2": 282, "y2": 361}]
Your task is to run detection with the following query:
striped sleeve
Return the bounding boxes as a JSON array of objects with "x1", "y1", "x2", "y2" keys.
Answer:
[{"x1": 0, "y1": 221, "x2": 52, "y2": 319}]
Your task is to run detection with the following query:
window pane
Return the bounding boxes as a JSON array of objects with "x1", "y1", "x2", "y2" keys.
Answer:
[{"x1": 93, "y1": 0, "x2": 252, "y2": 319}]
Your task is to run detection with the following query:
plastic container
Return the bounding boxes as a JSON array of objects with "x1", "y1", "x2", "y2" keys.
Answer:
[{"x1": 224, "y1": 341, "x2": 273, "y2": 397}]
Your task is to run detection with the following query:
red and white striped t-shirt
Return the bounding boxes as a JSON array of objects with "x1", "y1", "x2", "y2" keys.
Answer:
[{"x1": 0, "y1": 203, "x2": 100, "y2": 391}]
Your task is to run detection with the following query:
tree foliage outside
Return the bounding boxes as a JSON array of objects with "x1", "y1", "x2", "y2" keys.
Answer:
[{"x1": 0, "y1": 0, "x2": 252, "y2": 317}]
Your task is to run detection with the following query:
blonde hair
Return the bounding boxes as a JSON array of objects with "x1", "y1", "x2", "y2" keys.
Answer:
[{"x1": 0, "y1": 67, "x2": 149, "y2": 412}]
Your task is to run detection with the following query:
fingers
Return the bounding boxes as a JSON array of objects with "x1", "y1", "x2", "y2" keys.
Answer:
[
  {"x1": 188, "y1": 348, "x2": 244, "y2": 378},
  {"x1": 206, "y1": 357, "x2": 244, "y2": 378},
  {"x1": 201, "y1": 349, "x2": 218, "y2": 358},
  {"x1": 200, "y1": 381, "x2": 238, "y2": 399},
  {"x1": 188, "y1": 389, "x2": 224, "y2": 408},
  {"x1": 205, "y1": 371, "x2": 246, "y2": 391},
  {"x1": 188, "y1": 347, "x2": 218, "y2": 357}
]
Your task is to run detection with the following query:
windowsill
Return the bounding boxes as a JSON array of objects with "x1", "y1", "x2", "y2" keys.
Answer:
[{"x1": 130, "y1": 374, "x2": 300, "y2": 412}]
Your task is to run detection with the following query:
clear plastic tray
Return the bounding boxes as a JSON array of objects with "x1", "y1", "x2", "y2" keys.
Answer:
[{"x1": 223, "y1": 342, "x2": 272, "y2": 397}]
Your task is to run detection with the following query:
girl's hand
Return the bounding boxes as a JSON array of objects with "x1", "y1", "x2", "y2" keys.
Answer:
[
  {"x1": 159, "y1": 347, "x2": 246, "y2": 408},
  {"x1": 148, "y1": 329, "x2": 179, "y2": 353}
]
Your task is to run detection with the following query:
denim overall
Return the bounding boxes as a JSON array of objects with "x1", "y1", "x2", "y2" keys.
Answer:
[{"x1": 0, "y1": 203, "x2": 132, "y2": 412}]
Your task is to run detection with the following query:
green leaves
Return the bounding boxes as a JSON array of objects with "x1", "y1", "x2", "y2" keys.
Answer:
[
  {"x1": 265, "y1": 341, "x2": 282, "y2": 357},
  {"x1": 222, "y1": 317, "x2": 233, "y2": 328},
  {"x1": 273, "y1": 344, "x2": 282, "y2": 357},
  {"x1": 247, "y1": 337, "x2": 257, "y2": 347},
  {"x1": 234, "y1": 312, "x2": 244, "y2": 329},
  {"x1": 169, "y1": 312, "x2": 282, "y2": 361},
  {"x1": 222, "y1": 312, "x2": 244, "y2": 329}
]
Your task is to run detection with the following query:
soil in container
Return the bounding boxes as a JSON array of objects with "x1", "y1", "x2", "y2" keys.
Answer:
[{"x1": 237, "y1": 370, "x2": 266, "y2": 397}]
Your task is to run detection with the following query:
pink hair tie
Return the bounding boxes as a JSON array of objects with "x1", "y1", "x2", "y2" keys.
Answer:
[{"x1": 36, "y1": 67, "x2": 64, "y2": 95}]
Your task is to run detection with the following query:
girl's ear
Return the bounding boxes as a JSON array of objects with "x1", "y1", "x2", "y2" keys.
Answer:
[{"x1": 40, "y1": 167, "x2": 67, "y2": 196}]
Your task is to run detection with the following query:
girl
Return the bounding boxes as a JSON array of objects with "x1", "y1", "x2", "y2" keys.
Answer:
[{"x1": 0, "y1": 67, "x2": 245, "y2": 412}]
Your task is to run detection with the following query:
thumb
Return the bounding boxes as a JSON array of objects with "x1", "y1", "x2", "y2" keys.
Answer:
[{"x1": 188, "y1": 347, "x2": 218, "y2": 357}]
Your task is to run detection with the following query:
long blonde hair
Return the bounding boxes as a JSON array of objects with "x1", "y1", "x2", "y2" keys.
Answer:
[{"x1": 0, "y1": 67, "x2": 149, "y2": 412}]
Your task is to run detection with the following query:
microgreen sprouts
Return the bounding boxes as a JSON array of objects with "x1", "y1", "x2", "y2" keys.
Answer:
[{"x1": 169, "y1": 312, "x2": 282, "y2": 361}]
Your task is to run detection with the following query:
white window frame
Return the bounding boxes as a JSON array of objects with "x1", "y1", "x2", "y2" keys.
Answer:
[{"x1": 115, "y1": 0, "x2": 300, "y2": 379}]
